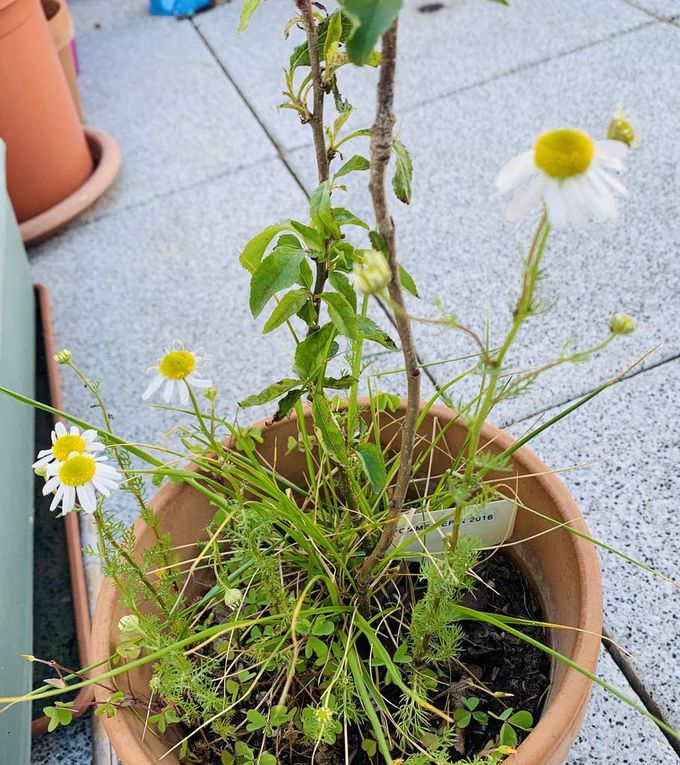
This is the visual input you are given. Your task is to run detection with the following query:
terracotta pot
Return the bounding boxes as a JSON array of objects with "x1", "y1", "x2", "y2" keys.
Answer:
[
  {"x1": 0, "y1": 0, "x2": 92, "y2": 223},
  {"x1": 42, "y1": 0, "x2": 82, "y2": 119},
  {"x1": 91, "y1": 403, "x2": 603, "y2": 765}
]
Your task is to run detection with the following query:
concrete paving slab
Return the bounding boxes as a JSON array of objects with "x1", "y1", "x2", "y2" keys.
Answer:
[
  {"x1": 195, "y1": 0, "x2": 650, "y2": 153},
  {"x1": 622, "y1": 0, "x2": 680, "y2": 19},
  {"x1": 568, "y1": 649, "x2": 678, "y2": 764},
  {"x1": 68, "y1": 13, "x2": 277, "y2": 227},
  {"x1": 30, "y1": 157, "x2": 309, "y2": 524},
  {"x1": 285, "y1": 20, "x2": 680, "y2": 427},
  {"x1": 69, "y1": 0, "x2": 147, "y2": 38},
  {"x1": 509, "y1": 358, "x2": 680, "y2": 732}
]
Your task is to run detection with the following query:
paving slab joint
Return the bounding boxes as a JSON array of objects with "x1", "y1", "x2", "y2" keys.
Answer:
[{"x1": 602, "y1": 625, "x2": 680, "y2": 758}]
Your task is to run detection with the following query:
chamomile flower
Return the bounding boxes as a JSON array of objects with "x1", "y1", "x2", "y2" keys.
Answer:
[
  {"x1": 495, "y1": 127, "x2": 629, "y2": 228},
  {"x1": 42, "y1": 452, "x2": 122, "y2": 515},
  {"x1": 32, "y1": 422, "x2": 105, "y2": 472},
  {"x1": 142, "y1": 343, "x2": 212, "y2": 405}
]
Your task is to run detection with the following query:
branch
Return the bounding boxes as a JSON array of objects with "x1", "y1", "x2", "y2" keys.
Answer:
[{"x1": 358, "y1": 19, "x2": 420, "y2": 592}]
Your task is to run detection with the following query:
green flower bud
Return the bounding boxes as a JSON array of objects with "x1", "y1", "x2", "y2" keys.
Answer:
[
  {"x1": 202, "y1": 386, "x2": 218, "y2": 401},
  {"x1": 351, "y1": 250, "x2": 391, "y2": 295},
  {"x1": 118, "y1": 614, "x2": 140, "y2": 634},
  {"x1": 223, "y1": 588, "x2": 243, "y2": 608},
  {"x1": 610, "y1": 313, "x2": 636, "y2": 335},
  {"x1": 53, "y1": 349, "x2": 72, "y2": 365},
  {"x1": 606, "y1": 109, "x2": 637, "y2": 148}
]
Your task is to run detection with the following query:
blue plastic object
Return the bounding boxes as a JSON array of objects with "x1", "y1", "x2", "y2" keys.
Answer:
[{"x1": 149, "y1": 0, "x2": 212, "y2": 17}]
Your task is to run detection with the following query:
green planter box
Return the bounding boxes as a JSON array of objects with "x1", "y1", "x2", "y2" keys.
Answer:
[{"x1": 0, "y1": 139, "x2": 35, "y2": 765}]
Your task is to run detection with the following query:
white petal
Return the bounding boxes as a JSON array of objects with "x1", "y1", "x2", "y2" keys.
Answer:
[
  {"x1": 187, "y1": 375, "x2": 211, "y2": 389},
  {"x1": 595, "y1": 139, "x2": 628, "y2": 161},
  {"x1": 505, "y1": 173, "x2": 547, "y2": 222},
  {"x1": 582, "y1": 170, "x2": 617, "y2": 222},
  {"x1": 544, "y1": 180, "x2": 568, "y2": 228},
  {"x1": 561, "y1": 177, "x2": 589, "y2": 228},
  {"x1": 495, "y1": 150, "x2": 535, "y2": 193},
  {"x1": 77, "y1": 483, "x2": 97, "y2": 514},
  {"x1": 593, "y1": 167, "x2": 627, "y2": 196},
  {"x1": 62, "y1": 486, "x2": 76, "y2": 515},
  {"x1": 50, "y1": 486, "x2": 64, "y2": 513},
  {"x1": 179, "y1": 382, "x2": 190, "y2": 406},
  {"x1": 163, "y1": 379, "x2": 176, "y2": 404},
  {"x1": 142, "y1": 373, "x2": 164, "y2": 401},
  {"x1": 69, "y1": 426, "x2": 80, "y2": 436},
  {"x1": 33, "y1": 453, "x2": 54, "y2": 469},
  {"x1": 82, "y1": 429, "x2": 97, "y2": 442},
  {"x1": 36, "y1": 448, "x2": 53, "y2": 459},
  {"x1": 42, "y1": 477, "x2": 60, "y2": 495},
  {"x1": 55, "y1": 422, "x2": 67, "y2": 437},
  {"x1": 92, "y1": 477, "x2": 113, "y2": 496}
]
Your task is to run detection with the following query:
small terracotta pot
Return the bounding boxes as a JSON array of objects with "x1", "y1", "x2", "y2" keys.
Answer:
[
  {"x1": 0, "y1": 0, "x2": 92, "y2": 223},
  {"x1": 91, "y1": 403, "x2": 603, "y2": 765},
  {"x1": 42, "y1": 0, "x2": 82, "y2": 119}
]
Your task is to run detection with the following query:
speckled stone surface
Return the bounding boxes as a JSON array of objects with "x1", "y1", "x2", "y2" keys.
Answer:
[
  {"x1": 195, "y1": 0, "x2": 650, "y2": 153},
  {"x1": 623, "y1": 0, "x2": 680, "y2": 19},
  {"x1": 31, "y1": 716, "x2": 92, "y2": 765},
  {"x1": 284, "y1": 20, "x2": 680, "y2": 428},
  {"x1": 509, "y1": 358, "x2": 680, "y2": 732},
  {"x1": 71, "y1": 12, "x2": 277, "y2": 225}
]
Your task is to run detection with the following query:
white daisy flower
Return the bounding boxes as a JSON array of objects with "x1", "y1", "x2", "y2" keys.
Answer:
[
  {"x1": 142, "y1": 343, "x2": 212, "y2": 405},
  {"x1": 495, "y1": 128, "x2": 629, "y2": 228},
  {"x1": 41, "y1": 452, "x2": 122, "y2": 515},
  {"x1": 32, "y1": 421, "x2": 105, "y2": 472}
]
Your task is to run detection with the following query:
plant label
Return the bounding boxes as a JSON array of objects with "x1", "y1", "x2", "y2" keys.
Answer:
[{"x1": 390, "y1": 499, "x2": 517, "y2": 558}]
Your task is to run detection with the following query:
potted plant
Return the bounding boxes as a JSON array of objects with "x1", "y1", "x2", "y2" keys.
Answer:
[{"x1": 1, "y1": 2, "x2": 676, "y2": 765}]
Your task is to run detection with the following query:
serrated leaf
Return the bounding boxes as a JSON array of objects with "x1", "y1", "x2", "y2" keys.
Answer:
[
  {"x1": 399, "y1": 264, "x2": 418, "y2": 297},
  {"x1": 310, "y1": 182, "x2": 341, "y2": 239},
  {"x1": 334, "y1": 154, "x2": 370, "y2": 180},
  {"x1": 294, "y1": 324, "x2": 337, "y2": 379},
  {"x1": 324, "y1": 374, "x2": 357, "y2": 390},
  {"x1": 239, "y1": 379, "x2": 301, "y2": 408},
  {"x1": 342, "y1": 0, "x2": 402, "y2": 65},
  {"x1": 263, "y1": 289, "x2": 309, "y2": 333},
  {"x1": 273, "y1": 388, "x2": 304, "y2": 422},
  {"x1": 238, "y1": 0, "x2": 261, "y2": 33},
  {"x1": 333, "y1": 207, "x2": 369, "y2": 229},
  {"x1": 324, "y1": 9, "x2": 344, "y2": 58},
  {"x1": 289, "y1": 219, "x2": 325, "y2": 251},
  {"x1": 355, "y1": 442, "x2": 387, "y2": 492},
  {"x1": 328, "y1": 271, "x2": 357, "y2": 310},
  {"x1": 392, "y1": 137, "x2": 413, "y2": 204},
  {"x1": 290, "y1": 10, "x2": 353, "y2": 72},
  {"x1": 357, "y1": 316, "x2": 397, "y2": 350},
  {"x1": 321, "y1": 292, "x2": 358, "y2": 339},
  {"x1": 249, "y1": 247, "x2": 305, "y2": 317},
  {"x1": 312, "y1": 396, "x2": 348, "y2": 465},
  {"x1": 239, "y1": 224, "x2": 288, "y2": 273}
]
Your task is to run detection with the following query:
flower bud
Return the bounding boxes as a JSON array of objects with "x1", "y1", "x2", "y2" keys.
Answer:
[
  {"x1": 607, "y1": 109, "x2": 637, "y2": 148},
  {"x1": 610, "y1": 313, "x2": 636, "y2": 336},
  {"x1": 202, "y1": 386, "x2": 218, "y2": 401},
  {"x1": 351, "y1": 250, "x2": 391, "y2": 295},
  {"x1": 223, "y1": 588, "x2": 243, "y2": 608},
  {"x1": 118, "y1": 614, "x2": 140, "y2": 634},
  {"x1": 53, "y1": 349, "x2": 72, "y2": 365}
]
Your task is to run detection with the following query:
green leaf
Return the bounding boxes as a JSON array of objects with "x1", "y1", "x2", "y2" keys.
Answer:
[
  {"x1": 328, "y1": 271, "x2": 357, "y2": 310},
  {"x1": 311, "y1": 618, "x2": 335, "y2": 636},
  {"x1": 324, "y1": 9, "x2": 344, "y2": 58},
  {"x1": 392, "y1": 640, "x2": 411, "y2": 664},
  {"x1": 294, "y1": 324, "x2": 337, "y2": 379},
  {"x1": 392, "y1": 137, "x2": 413, "y2": 204},
  {"x1": 310, "y1": 182, "x2": 341, "y2": 239},
  {"x1": 239, "y1": 379, "x2": 301, "y2": 408},
  {"x1": 249, "y1": 247, "x2": 305, "y2": 317},
  {"x1": 361, "y1": 739, "x2": 377, "y2": 758},
  {"x1": 239, "y1": 224, "x2": 288, "y2": 273},
  {"x1": 263, "y1": 289, "x2": 309, "y2": 333},
  {"x1": 321, "y1": 292, "x2": 358, "y2": 339},
  {"x1": 465, "y1": 696, "x2": 480, "y2": 711},
  {"x1": 333, "y1": 207, "x2": 369, "y2": 229},
  {"x1": 357, "y1": 316, "x2": 397, "y2": 350},
  {"x1": 324, "y1": 374, "x2": 357, "y2": 390},
  {"x1": 453, "y1": 708, "x2": 471, "y2": 728},
  {"x1": 235, "y1": 741, "x2": 255, "y2": 760},
  {"x1": 246, "y1": 709, "x2": 267, "y2": 732},
  {"x1": 273, "y1": 388, "x2": 304, "y2": 422},
  {"x1": 500, "y1": 722, "x2": 518, "y2": 748},
  {"x1": 399, "y1": 264, "x2": 418, "y2": 297},
  {"x1": 258, "y1": 754, "x2": 277, "y2": 765},
  {"x1": 312, "y1": 396, "x2": 348, "y2": 465},
  {"x1": 238, "y1": 0, "x2": 261, "y2": 33},
  {"x1": 289, "y1": 220, "x2": 325, "y2": 251},
  {"x1": 334, "y1": 155, "x2": 370, "y2": 180},
  {"x1": 290, "y1": 10, "x2": 353, "y2": 72},
  {"x1": 342, "y1": 0, "x2": 402, "y2": 65},
  {"x1": 355, "y1": 442, "x2": 387, "y2": 492},
  {"x1": 508, "y1": 710, "x2": 533, "y2": 730}
]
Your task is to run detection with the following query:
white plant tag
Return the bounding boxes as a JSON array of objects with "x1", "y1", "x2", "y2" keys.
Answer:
[{"x1": 390, "y1": 499, "x2": 517, "y2": 558}]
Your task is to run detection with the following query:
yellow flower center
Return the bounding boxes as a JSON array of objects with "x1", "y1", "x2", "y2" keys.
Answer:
[
  {"x1": 58, "y1": 454, "x2": 96, "y2": 487},
  {"x1": 159, "y1": 350, "x2": 195, "y2": 380},
  {"x1": 52, "y1": 433, "x2": 86, "y2": 462},
  {"x1": 534, "y1": 129, "x2": 594, "y2": 179}
]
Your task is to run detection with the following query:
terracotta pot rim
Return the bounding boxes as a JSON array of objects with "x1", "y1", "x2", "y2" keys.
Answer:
[
  {"x1": 42, "y1": 0, "x2": 73, "y2": 52},
  {"x1": 92, "y1": 401, "x2": 603, "y2": 765},
  {"x1": 20, "y1": 125, "x2": 121, "y2": 246}
]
